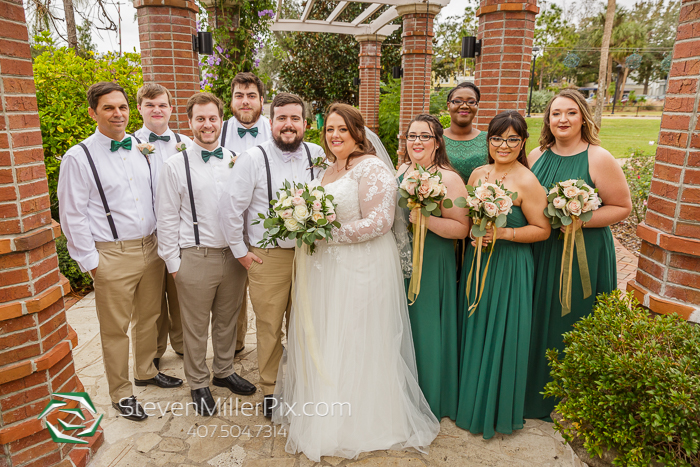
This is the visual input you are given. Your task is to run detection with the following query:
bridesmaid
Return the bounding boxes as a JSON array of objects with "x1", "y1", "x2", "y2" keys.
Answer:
[
  {"x1": 524, "y1": 89, "x2": 632, "y2": 420},
  {"x1": 397, "y1": 114, "x2": 470, "y2": 420},
  {"x1": 444, "y1": 83, "x2": 488, "y2": 182},
  {"x1": 455, "y1": 111, "x2": 550, "y2": 439}
]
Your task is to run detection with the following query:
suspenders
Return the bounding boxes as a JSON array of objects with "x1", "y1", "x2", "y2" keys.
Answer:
[
  {"x1": 221, "y1": 120, "x2": 229, "y2": 148},
  {"x1": 181, "y1": 150, "x2": 201, "y2": 246},
  {"x1": 129, "y1": 134, "x2": 155, "y2": 212},
  {"x1": 79, "y1": 143, "x2": 119, "y2": 240},
  {"x1": 256, "y1": 143, "x2": 316, "y2": 212}
]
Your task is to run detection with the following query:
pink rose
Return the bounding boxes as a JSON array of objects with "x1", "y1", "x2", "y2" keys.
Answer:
[
  {"x1": 405, "y1": 181, "x2": 418, "y2": 195},
  {"x1": 420, "y1": 172, "x2": 430, "y2": 181},
  {"x1": 483, "y1": 202, "x2": 499, "y2": 218},
  {"x1": 563, "y1": 186, "x2": 579, "y2": 199},
  {"x1": 582, "y1": 201, "x2": 595, "y2": 212},
  {"x1": 475, "y1": 185, "x2": 491, "y2": 201},
  {"x1": 295, "y1": 189, "x2": 304, "y2": 196},
  {"x1": 418, "y1": 184, "x2": 431, "y2": 195},
  {"x1": 496, "y1": 197, "x2": 512, "y2": 213},
  {"x1": 280, "y1": 209, "x2": 293, "y2": 219},
  {"x1": 291, "y1": 196, "x2": 304, "y2": 206},
  {"x1": 553, "y1": 197, "x2": 567, "y2": 209},
  {"x1": 560, "y1": 179, "x2": 576, "y2": 188},
  {"x1": 567, "y1": 199, "x2": 582, "y2": 216},
  {"x1": 312, "y1": 200, "x2": 322, "y2": 211},
  {"x1": 327, "y1": 213, "x2": 336, "y2": 223},
  {"x1": 468, "y1": 196, "x2": 481, "y2": 208}
]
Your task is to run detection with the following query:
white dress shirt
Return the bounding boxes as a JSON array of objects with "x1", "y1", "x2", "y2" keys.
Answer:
[
  {"x1": 156, "y1": 142, "x2": 234, "y2": 273},
  {"x1": 133, "y1": 125, "x2": 193, "y2": 190},
  {"x1": 57, "y1": 129, "x2": 157, "y2": 272},
  {"x1": 219, "y1": 114, "x2": 272, "y2": 155},
  {"x1": 219, "y1": 140, "x2": 325, "y2": 258}
]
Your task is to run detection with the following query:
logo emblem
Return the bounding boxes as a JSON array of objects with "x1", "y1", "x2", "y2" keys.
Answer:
[{"x1": 37, "y1": 392, "x2": 103, "y2": 444}]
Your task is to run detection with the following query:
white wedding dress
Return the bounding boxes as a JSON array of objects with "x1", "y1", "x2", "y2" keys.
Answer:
[{"x1": 272, "y1": 157, "x2": 439, "y2": 462}]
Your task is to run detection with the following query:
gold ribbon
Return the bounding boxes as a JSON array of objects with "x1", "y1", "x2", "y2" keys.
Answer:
[
  {"x1": 559, "y1": 218, "x2": 592, "y2": 316},
  {"x1": 465, "y1": 224, "x2": 497, "y2": 317},
  {"x1": 407, "y1": 208, "x2": 429, "y2": 305}
]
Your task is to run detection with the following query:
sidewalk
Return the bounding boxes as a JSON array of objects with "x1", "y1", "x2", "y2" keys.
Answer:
[{"x1": 64, "y1": 248, "x2": 650, "y2": 467}]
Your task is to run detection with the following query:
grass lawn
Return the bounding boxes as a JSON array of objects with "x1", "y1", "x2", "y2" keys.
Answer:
[{"x1": 523, "y1": 117, "x2": 660, "y2": 158}]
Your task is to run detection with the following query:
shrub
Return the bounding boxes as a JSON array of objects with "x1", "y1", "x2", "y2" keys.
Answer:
[
  {"x1": 56, "y1": 235, "x2": 93, "y2": 292},
  {"x1": 622, "y1": 148, "x2": 655, "y2": 225},
  {"x1": 378, "y1": 78, "x2": 401, "y2": 166},
  {"x1": 529, "y1": 90, "x2": 555, "y2": 113},
  {"x1": 440, "y1": 114, "x2": 451, "y2": 129},
  {"x1": 304, "y1": 128, "x2": 321, "y2": 146},
  {"x1": 33, "y1": 32, "x2": 143, "y2": 221},
  {"x1": 545, "y1": 291, "x2": 700, "y2": 466}
]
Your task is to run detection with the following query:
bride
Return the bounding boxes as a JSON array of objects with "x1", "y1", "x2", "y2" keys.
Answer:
[{"x1": 272, "y1": 103, "x2": 439, "y2": 461}]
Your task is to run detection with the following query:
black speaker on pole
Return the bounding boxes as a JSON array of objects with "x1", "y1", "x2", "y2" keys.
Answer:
[{"x1": 461, "y1": 36, "x2": 482, "y2": 58}]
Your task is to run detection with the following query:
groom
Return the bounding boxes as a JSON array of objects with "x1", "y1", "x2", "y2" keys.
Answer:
[{"x1": 219, "y1": 92, "x2": 324, "y2": 418}]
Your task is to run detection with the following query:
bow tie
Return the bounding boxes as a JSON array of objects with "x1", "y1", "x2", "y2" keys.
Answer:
[
  {"x1": 149, "y1": 132, "x2": 170, "y2": 142},
  {"x1": 201, "y1": 147, "x2": 224, "y2": 162},
  {"x1": 110, "y1": 138, "x2": 132, "y2": 152},
  {"x1": 282, "y1": 150, "x2": 304, "y2": 163},
  {"x1": 238, "y1": 127, "x2": 258, "y2": 138}
]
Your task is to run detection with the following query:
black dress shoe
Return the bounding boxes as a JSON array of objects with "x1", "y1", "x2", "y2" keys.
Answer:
[
  {"x1": 235, "y1": 346, "x2": 245, "y2": 356},
  {"x1": 263, "y1": 394, "x2": 275, "y2": 419},
  {"x1": 112, "y1": 396, "x2": 148, "y2": 421},
  {"x1": 153, "y1": 358, "x2": 160, "y2": 370},
  {"x1": 212, "y1": 373, "x2": 256, "y2": 396},
  {"x1": 191, "y1": 387, "x2": 217, "y2": 416},
  {"x1": 135, "y1": 372, "x2": 183, "y2": 388}
]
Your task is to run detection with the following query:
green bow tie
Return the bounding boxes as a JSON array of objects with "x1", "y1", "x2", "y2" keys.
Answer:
[
  {"x1": 149, "y1": 132, "x2": 170, "y2": 142},
  {"x1": 238, "y1": 127, "x2": 258, "y2": 138},
  {"x1": 201, "y1": 147, "x2": 224, "y2": 162},
  {"x1": 110, "y1": 138, "x2": 132, "y2": 152}
]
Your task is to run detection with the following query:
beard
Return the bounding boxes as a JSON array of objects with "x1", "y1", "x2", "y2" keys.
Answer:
[
  {"x1": 273, "y1": 129, "x2": 304, "y2": 152},
  {"x1": 233, "y1": 106, "x2": 262, "y2": 125}
]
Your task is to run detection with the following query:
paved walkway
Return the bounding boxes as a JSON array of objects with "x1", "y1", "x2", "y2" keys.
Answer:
[{"x1": 63, "y1": 242, "x2": 643, "y2": 467}]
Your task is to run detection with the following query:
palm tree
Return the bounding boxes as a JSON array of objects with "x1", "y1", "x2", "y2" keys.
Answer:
[{"x1": 595, "y1": 0, "x2": 616, "y2": 127}]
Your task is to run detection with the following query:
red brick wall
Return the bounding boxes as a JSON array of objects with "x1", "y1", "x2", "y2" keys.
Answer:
[
  {"x1": 0, "y1": 0, "x2": 103, "y2": 464},
  {"x1": 628, "y1": 0, "x2": 700, "y2": 321},
  {"x1": 357, "y1": 35, "x2": 385, "y2": 134},
  {"x1": 473, "y1": 0, "x2": 538, "y2": 129},
  {"x1": 134, "y1": 0, "x2": 200, "y2": 136}
]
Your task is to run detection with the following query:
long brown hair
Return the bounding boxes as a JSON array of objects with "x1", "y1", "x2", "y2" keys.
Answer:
[
  {"x1": 487, "y1": 111, "x2": 529, "y2": 169},
  {"x1": 405, "y1": 114, "x2": 454, "y2": 171},
  {"x1": 539, "y1": 88, "x2": 601, "y2": 151},
  {"x1": 321, "y1": 103, "x2": 375, "y2": 169}
]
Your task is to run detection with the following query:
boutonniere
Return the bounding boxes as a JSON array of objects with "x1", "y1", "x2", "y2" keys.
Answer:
[
  {"x1": 229, "y1": 155, "x2": 238, "y2": 168},
  {"x1": 136, "y1": 142, "x2": 156, "y2": 162},
  {"x1": 308, "y1": 156, "x2": 330, "y2": 171},
  {"x1": 175, "y1": 142, "x2": 187, "y2": 152}
]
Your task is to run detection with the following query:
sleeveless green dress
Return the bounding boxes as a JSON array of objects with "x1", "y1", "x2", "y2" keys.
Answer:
[
  {"x1": 524, "y1": 148, "x2": 617, "y2": 420},
  {"x1": 399, "y1": 173, "x2": 459, "y2": 421},
  {"x1": 445, "y1": 132, "x2": 488, "y2": 182},
  {"x1": 455, "y1": 207, "x2": 533, "y2": 439}
]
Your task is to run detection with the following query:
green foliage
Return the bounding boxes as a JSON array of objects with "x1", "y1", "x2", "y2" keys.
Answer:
[
  {"x1": 378, "y1": 78, "x2": 402, "y2": 165},
  {"x1": 304, "y1": 128, "x2": 321, "y2": 146},
  {"x1": 529, "y1": 90, "x2": 554, "y2": 113},
  {"x1": 533, "y1": 1, "x2": 579, "y2": 86},
  {"x1": 545, "y1": 291, "x2": 700, "y2": 466},
  {"x1": 622, "y1": 148, "x2": 655, "y2": 225},
  {"x1": 432, "y1": 1, "x2": 477, "y2": 82},
  {"x1": 197, "y1": 0, "x2": 276, "y2": 116},
  {"x1": 439, "y1": 114, "x2": 451, "y2": 129},
  {"x1": 56, "y1": 235, "x2": 93, "y2": 292},
  {"x1": 33, "y1": 32, "x2": 143, "y2": 220}
]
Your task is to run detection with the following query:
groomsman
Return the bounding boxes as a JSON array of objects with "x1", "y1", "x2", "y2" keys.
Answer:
[
  {"x1": 134, "y1": 83, "x2": 193, "y2": 370},
  {"x1": 58, "y1": 82, "x2": 182, "y2": 422},
  {"x1": 156, "y1": 92, "x2": 256, "y2": 416},
  {"x1": 219, "y1": 92, "x2": 324, "y2": 418},
  {"x1": 220, "y1": 72, "x2": 272, "y2": 356}
]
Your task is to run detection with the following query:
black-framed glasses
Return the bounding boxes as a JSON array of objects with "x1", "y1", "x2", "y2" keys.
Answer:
[
  {"x1": 449, "y1": 98, "x2": 478, "y2": 107},
  {"x1": 489, "y1": 136, "x2": 523, "y2": 148},
  {"x1": 406, "y1": 134, "x2": 436, "y2": 142}
]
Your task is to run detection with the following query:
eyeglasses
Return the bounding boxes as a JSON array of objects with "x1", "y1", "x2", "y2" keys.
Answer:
[
  {"x1": 449, "y1": 99, "x2": 478, "y2": 107},
  {"x1": 406, "y1": 134, "x2": 436, "y2": 142},
  {"x1": 489, "y1": 136, "x2": 523, "y2": 148}
]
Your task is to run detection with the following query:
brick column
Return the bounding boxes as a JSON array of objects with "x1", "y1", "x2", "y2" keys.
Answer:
[
  {"x1": 627, "y1": 0, "x2": 700, "y2": 323},
  {"x1": 356, "y1": 34, "x2": 386, "y2": 134},
  {"x1": 134, "y1": 0, "x2": 200, "y2": 135},
  {"x1": 473, "y1": 0, "x2": 539, "y2": 129},
  {"x1": 0, "y1": 1, "x2": 103, "y2": 465},
  {"x1": 396, "y1": 3, "x2": 442, "y2": 162}
]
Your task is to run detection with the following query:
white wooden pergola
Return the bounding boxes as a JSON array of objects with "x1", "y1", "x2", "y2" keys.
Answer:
[{"x1": 270, "y1": 0, "x2": 450, "y2": 36}]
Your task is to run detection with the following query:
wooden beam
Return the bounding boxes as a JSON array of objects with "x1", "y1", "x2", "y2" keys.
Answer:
[
  {"x1": 326, "y1": 1, "x2": 349, "y2": 22},
  {"x1": 352, "y1": 3, "x2": 383, "y2": 25},
  {"x1": 368, "y1": 6, "x2": 398, "y2": 34},
  {"x1": 301, "y1": 0, "x2": 316, "y2": 21}
]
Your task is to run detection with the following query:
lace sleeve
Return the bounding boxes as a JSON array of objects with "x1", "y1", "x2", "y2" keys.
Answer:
[{"x1": 328, "y1": 159, "x2": 397, "y2": 244}]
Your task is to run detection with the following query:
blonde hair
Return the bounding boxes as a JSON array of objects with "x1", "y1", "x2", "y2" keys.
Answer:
[
  {"x1": 539, "y1": 88, "x2": 601, "y2": 151},
  {"x1": 137, "y1": 83, "x2": 173, "y2": 106}
]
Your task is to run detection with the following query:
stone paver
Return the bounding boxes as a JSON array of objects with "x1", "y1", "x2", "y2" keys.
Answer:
[
  {"x1": 614, "y1": 237, "x2": 638, "y2": 292},
  {"x1": 68, "y1": 291, "x2": 590, "y2": 467}
]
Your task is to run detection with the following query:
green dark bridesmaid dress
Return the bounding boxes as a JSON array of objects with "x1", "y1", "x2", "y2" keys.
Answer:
[
  {"x1": 456, "y1": 207, "x2": 533, "y2": 439},
  {"x1": 524, "y1": 147, "x2": 617, "y2": 420},
  {"x1": 445, "y1": 132, "x2": 489, "y2": 182},
  {"x1": 399, "y1": 173, "x2": 459, "y2": 421}
]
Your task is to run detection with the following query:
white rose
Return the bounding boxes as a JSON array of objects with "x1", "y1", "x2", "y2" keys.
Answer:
[
  {"x1": 578, "y1": 189, "x2": 589, "y2": 202},
  {"x1": 284, "y1": 218, "x2": 300, "y2": 231},
  {"x1": 496, "y1": 196, "x2": 513, "y2": 213},
  {"x1": 281, "y1": 198, "x2": 293, "y2": 208},
  {"x1": 475, "y1": 185, "x2": 491, "y2": 201},
  {"x1": 483, "y1": 201, "x2": 499, "y2": 218},
  {"x1": 324, "y1": 199, "x2": 335, "y2": 213},
  {"x1": 567, "y1": 199, "x2": 582, "y2": 216},
  {"x1": 468, "y1": 196, "x2": 481, "y2": 208},
  {"x1": 279, "y1": 191, "x2": 288, "y2": 202},
  {"x1": 293, "y1": 205, "x2": 310, "y2": 222},
  {"x1": 312, "y1": 212, "x2": 324, "y2": 222},
  {"x1": 582, "y1": 201, "x2": 595, "y2": 212},
  {"x1": 560, "y1": 179, "x2": 576, "y2": 188},
  {"x1": 563, "y1": 186, "x2": 579, "y2": 199},
  {"x1": 311, "y1": 190, "x2": 323, "y2": 200},
  {"x1": 552, "y1": 197, "x2": 567, "y2": 209}
]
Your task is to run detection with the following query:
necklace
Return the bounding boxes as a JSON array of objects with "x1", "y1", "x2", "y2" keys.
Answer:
[{"x1": 485, "y1": 161, "x2": 517, "y2": 184}]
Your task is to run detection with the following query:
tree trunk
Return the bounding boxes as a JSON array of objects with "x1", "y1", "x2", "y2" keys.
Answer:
[
  {"x1": 643, "y1": 78, "x2": 649, "y2": 95},
  {"x1": 617, "y1": 67, "x2": 630, "y2": 102},
  {"x1": 595, "y1": 0, "x2": 616, "y2": 127},
  {"x1": 63, "y1": 0, "x2": 78, "y2": 49}
]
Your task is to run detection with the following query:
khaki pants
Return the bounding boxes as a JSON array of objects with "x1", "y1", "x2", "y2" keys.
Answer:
[
  {"x1": 235, "y1": 283, "x2": 249, "y2": 351},
  {"x1": 156, "y1": 271, "x2": 183, "y2": 357},
  {"x1": 93, "y1": 234, "x2": 164, "y2": 403},
  {"x1": 247, "y1": 246, "x2": 294, "y2": 395},
  {"x1": 174, "y1": 247, "x2": 247, "y2": 390}
]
